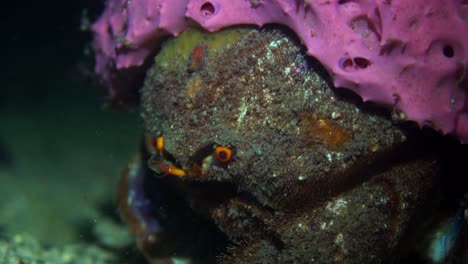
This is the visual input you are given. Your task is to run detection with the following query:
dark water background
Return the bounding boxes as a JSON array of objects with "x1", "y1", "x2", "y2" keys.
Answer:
[{"x1": 1, "y1": 0, "x2": 141, "y2": 246}]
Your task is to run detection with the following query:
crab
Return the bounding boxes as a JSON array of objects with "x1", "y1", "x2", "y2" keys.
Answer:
[{"x1": 115, "y1": 28, "x2": 468, "y2": 264}]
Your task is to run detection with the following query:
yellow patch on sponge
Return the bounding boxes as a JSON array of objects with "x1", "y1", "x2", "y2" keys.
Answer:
[{"x1": 155, "y1": 28, "x2": 251, "y2": 70}]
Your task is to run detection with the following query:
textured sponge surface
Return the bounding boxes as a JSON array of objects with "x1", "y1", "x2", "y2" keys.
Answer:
[{"x1": 92, "y1": 0, "x2": 468, "y2": 142}]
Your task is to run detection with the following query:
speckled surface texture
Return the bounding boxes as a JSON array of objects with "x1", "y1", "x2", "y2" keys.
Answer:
[
  {"x1": 128, "y1": 28, "x2": 444, "y2": 263},
  {"x1": 223, "y1": 160, "x2": 437, "y2": 263},
  {"x1": 142, "y1": 28, "x2": 406, "y2": 209}
]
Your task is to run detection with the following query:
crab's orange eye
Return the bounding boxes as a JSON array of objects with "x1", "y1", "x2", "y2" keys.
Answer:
[
  {"x1": 215, "y1": 146, "x2": 232, "y2": 164},
  {"x1": 155, "y1": 136, "x2": 164, "y2": 152}
]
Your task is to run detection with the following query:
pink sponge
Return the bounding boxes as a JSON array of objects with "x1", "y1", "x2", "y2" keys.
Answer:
[{"x1": 92, "y1": 0, "x2": 468, "y2": 142}]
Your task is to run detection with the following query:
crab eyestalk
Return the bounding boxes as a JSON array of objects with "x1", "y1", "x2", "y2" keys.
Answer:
[
  {"x1": 147, "y1": 135, "x2": 188, "y2": 177},
  {"x1": 147, "y1": 135, "x2": 236, "y2": 179},
  {"x1": 148, "y1": 157, "x2": 188, "y2": 177}
]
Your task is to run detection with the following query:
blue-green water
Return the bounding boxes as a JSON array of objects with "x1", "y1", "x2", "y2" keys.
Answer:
[{"x1": 1, "y1": 2, "x2": 145, "y2": 262}]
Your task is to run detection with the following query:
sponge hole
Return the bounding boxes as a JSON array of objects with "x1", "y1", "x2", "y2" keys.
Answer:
[
  {"x1": 200, "y1": 2, "x2": 215, "y2": 16},
  {"x1": 442, "y1": 45, "x2": 454, "y2": 58},
  {"x1": 340, "y1": 57, "x2": 371, "y2": 72},
  {"x1": 428, "y1": 40, "x2": 459, "y2": 61},
  {"x1": 341, "y1": 58, "x2": 354, "y2": 70},
  {"x1": 353, "y1": 57, "x2": 371, "y2": 68}
]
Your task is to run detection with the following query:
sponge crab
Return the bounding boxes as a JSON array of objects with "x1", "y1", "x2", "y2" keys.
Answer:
[{"x1": 114, "y1": 28, "x2": 468, "y2": 263}]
